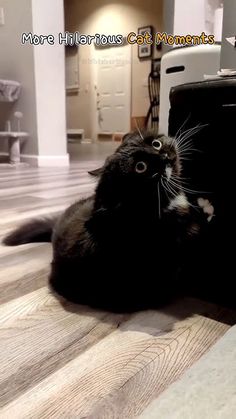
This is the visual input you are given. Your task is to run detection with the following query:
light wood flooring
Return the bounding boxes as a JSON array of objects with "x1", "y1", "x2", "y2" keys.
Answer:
[{"x1": 0, "y1": 161, "x2": 235, "y2": 418}]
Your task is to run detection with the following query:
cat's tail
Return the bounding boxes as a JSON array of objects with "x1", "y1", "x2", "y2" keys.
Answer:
[{"x1": 3, "y1": 216, "x2": 58, "y2": 246}]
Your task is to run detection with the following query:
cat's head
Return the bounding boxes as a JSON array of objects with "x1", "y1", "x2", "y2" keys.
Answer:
[
  {"x1": 120, "y1": 131, "x2": 180, "y2": 179},
  {"x1": 94, "y1": 130, "x2": 183, "y2": 211}
]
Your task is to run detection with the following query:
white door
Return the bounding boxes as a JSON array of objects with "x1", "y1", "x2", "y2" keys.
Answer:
[{"x1": 95, "y1": 44, "x2": 131, "y2": 136}]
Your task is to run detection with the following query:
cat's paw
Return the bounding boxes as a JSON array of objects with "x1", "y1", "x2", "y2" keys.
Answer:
[{"x1": 197, "y1": 198, "x2": 214, "y2": 222}]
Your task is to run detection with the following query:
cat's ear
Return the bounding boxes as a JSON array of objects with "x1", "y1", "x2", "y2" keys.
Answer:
[
  {"x1": 88, "y1": 167, "x2": 104, "y2": 177},
  {"x1": 122, "y1": 132, "x2": 133, "y2": 144},
  {"x1": 88, "y1": 152, "x2": 120, "y2": 177},
  {"x1": 122, "y1": 130, "x2": 145, "y2": 144}
]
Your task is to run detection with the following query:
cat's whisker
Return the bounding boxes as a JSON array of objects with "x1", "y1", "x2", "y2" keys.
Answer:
[
  {"x1": 175, "y1": 124, "x2": 208, "y2": 151},
  {"x1": 188, "y1": 201, "x2": 202, "y2": 210},
  {"x1": 160, "y1": 179, "x2": 172, "y2": 200},
  {"x1": 168, "y1": 178, "x2": 208, "y2": 195},
  {"x1": 171, "y1": 176, "x2": 192, "y2": 186},
  {"x1": 174, "y1": 113, "x2": 191, "y2": 141},
  {"x1": 166, "y1": 182, "x2": 179, "y2": 197},
  {"x1": 161, "y1": 176, "x2": 179, "y2": 197},
  {"x1": 178, "y1": 151, "x2": 197, "y2": 157},
  {"x1": 176, "y1": 134, "x2": 195, "y2": 146},
  {"x1": 177, "y1": 148, "x2": 202, "y2": 159},
  {"x1": 178, "y1": 153, "x2": 200, "y2": 159},
  {"x1": 171, "y1": 173, "x2": 189, "y2": 179},
  {"x1": 179, "y1": 156, "x2": 192, "y2": 162},
  {"x1": 179, "y1": 138, "x2": 197, "y2": 149},
  {"x1": 171, "y1": 174, "x2": 190, "y2": 181},
  {"x1": 152, "y1": 172, "x2": 159, "y2": 179},
  {"x1": 168, "y1": 180, "x2": 183, "y2": 190},
  {"x1": 163, "y1": 174, "x2": 193, "y2": 198},
  {"x1": 176, "y1": 129, "x2": 199, "y2": 145},
  {"x1": 176, "y1": 123, "x2": 207, "y2": 143},
  {"x1": 175, "y1": 141, "x2": 196, "y2": 156},
  {"x1": 176, "y1": 139, "x2": 194, "y2": 151},
  {"x1": 170, "y1": 136, "x2": 177, "y2": 148},
  {"x1": 157, "y1": 181, "x2": 161, "y2": 219},
  {"x1": 163, "y1": 173, "x2": 179, "y2": 185},
  {"x1": 178, "y1": 145, "x2": 201, "y2": 153},
  {"x1": 176, "y1": 138, "x2": 198, "y2": 153},
  {"x1": 134, "y1": 118, "x2": 144, "y2": 140},
  {"x1": 177, "y1": 148, "x2": 196, "y2": 156},
  {"x1": 160, "y1": 176, "x2": 172, "y2": 200}
]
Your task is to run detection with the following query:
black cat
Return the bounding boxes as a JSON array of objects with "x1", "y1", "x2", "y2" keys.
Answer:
[{"x1": 3, "y1": 131, "x2": 210, "y2": 312}]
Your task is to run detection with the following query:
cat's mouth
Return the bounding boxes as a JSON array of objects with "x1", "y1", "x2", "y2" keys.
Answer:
[
  {"x1": 165, "y1": 166, "x2": 172, "y2": 180},
  {"x1": 151, "y1": 163, "x2": 173, "y2": 181}
]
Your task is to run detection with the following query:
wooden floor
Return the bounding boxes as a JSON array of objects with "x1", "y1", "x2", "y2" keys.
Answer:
[{"x1": 0, "y1": 161, "x2": 236, "y2": 418}]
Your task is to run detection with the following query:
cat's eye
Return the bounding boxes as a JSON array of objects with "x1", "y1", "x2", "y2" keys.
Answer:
[
  {"x1": 152, "y1": 139, "x2": 162, "y2": 151},
  {"x1": 135, "y1": 161, "x2": 147, "y2": 174}
]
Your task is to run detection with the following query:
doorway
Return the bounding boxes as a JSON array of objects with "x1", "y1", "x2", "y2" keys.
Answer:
[{"x1": 94, "y1": 43, "x2": 131, "y2": 140}]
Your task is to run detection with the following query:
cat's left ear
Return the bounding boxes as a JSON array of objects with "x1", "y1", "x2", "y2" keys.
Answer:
[
  {"x1": 88, "y1": 151, "x2": 120, "y2": 177},
  {"x1": 88, "y1": 167, "x2": 104, "y2": 177},
  {"x1": 122, "y1": 132, "x2": 133, "y2": 144}
]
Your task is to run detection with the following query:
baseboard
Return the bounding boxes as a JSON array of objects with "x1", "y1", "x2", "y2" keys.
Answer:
[
  {"x1": 20, "y1": 153, "x2": 70, "y2": 167},
  {"x1": 97, "y1": 133, "x2": 113, "y2": 141}
]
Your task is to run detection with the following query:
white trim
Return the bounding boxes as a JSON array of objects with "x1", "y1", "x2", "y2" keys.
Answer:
[
  {"x1": 0, "y1": 152, "x2": 70, "y2": 167},
  {"x1": 20, "y1": 153, "x2": 70, "y2": 167}
]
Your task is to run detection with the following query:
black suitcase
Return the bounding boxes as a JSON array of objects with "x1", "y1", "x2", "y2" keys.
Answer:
[{"x1": 168, "y1": 78, "x2": 235, "y2": 307}]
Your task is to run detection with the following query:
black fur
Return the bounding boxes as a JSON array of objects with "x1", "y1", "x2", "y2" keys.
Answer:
[
  {"x1": 88, "y1": 167, "x2": 103, "y2": 177},
  {"x1": 3, "y1": 131, "x2": 209, "y2": 312},
  {"x1": 3, "y1": 217, "x2": 57, "y2": 246}
]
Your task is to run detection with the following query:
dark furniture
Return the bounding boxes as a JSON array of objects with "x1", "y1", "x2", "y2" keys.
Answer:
[
  {"x1": 168, "y1": 78, "x2": 236, "y2": 307},
  {"x1": 145, "y1": 59, "x2": 161, "y2": 129}
]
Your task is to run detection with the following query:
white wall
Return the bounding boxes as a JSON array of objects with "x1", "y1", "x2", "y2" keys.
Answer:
[
  {"x1": 65, "y1": 0, "x2": 163, "y2": 139},
  {"x1": 174, "y1": 0, "x2": 206, "y2": 35},
  {"x1": 0, "y1": 0, "x2": 68, "y2": 166},
  {"x1": 220, "y1": 0, "x2": 236, "y2": 69},
  {"x1": 0, "y1": 0, "x2": 38, "y2": 155},
  {"x1": 173, "y1": 0, "x2": 223, "y2": 38},
  {"x1": 32, "y1": 0, "x2": 67, "y2": 158}
]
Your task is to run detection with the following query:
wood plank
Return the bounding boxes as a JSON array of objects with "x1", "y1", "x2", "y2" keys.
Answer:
[
  {"x1": 0, "y1": 171, "x2": 95, "y2": 189},
  {"x1": 88, "y1": 317, "x2": 228, "y2": 418},
  {"x1": 29, "y1": 183, "x2": 95, "y2": 199},
  {"x1": 0, "y1": 243, "x2": 51, "y2": 303},
  {"x1": 0, "y1": 160, "x2": 235, "y2": 418},
  {"x1": 0, "y1": 311, "x2": 228, "y2": 418},
  {"x1": 0, "y1": 177, "x2": 95, "y2": 198},
  {"x1": 0, "y1": 161, "x2": 101, "y2": 178},
  {"x1": 0, "y1": 286, "x2": 128, "y2": 408},
  {"x1": 0, "y1": 242, "x2": 45, "y2": 257}
]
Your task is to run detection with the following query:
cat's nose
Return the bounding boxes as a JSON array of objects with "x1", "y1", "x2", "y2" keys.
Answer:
[{"x1": 160, "y1": 153, "x2": 168, "y2": 161}]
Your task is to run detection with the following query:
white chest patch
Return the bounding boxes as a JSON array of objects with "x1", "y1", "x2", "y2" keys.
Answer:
[
  {"x1": 168, "y1": 193, "x2": 189, "y2": 210},
  {"x1": 165, "y1": 166, "x2": 172, "y2": 181}
]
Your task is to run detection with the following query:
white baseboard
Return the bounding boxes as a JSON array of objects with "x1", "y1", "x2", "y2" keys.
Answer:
[
  {"x1": 0, "y1": 152, "x2": 70, "y2": 167},
  {"x1": 20, "y1": 153, "x2": 70, "y2": 167}
]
